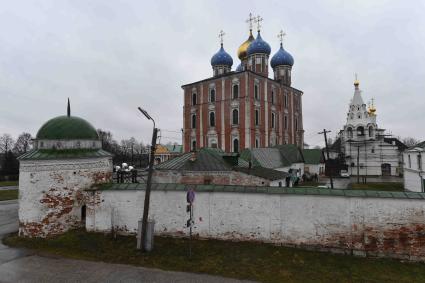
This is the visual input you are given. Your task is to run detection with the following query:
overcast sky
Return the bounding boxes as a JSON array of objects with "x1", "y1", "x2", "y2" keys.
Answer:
[{"x1": 1, "y1": 0, "x2": 424, "y2": 147}]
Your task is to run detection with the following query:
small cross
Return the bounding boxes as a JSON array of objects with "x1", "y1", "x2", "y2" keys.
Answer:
[
  {"x1": 246, "y1": 13, "x2": 255, "y2": 31},
  {"x1": 255, "y1": 15, "x2": 263, "y2": 32},
  {"x1": 218, "y1": 30, "x2": 225, "y2": 45},
  {"x1": 277, "y1": 29, "x2": 286, "y2": 43}
]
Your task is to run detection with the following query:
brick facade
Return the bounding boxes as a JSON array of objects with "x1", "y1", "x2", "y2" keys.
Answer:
[{"x1": 182, "y1": 70, "x2": 303, "y2": 153}]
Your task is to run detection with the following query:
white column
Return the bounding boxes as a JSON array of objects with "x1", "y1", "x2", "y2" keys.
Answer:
[
  {"x1": 200, "y1": 84, "x2": 204, "y2": 147},
  {"x1": 245, "y1": 72, "x2": 250, "y2": 148},
  {"x1": 221, "y1": 79, "x2": 225, "y2": 151},
  {"x1": 264, "y1": 80, "x2": 269, "y2": 146}
]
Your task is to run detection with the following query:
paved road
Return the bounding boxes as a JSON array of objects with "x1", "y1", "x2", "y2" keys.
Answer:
[
  {"x1": 0, "y1": 200, "x2": 254, "y2": 283},
  {"x1": 0, "y1": 186, "x2": 17, "y2": 191}
]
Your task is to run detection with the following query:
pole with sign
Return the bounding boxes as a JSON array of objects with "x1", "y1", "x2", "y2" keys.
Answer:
[{"x1": 186, "y1": 188, "x2": 195, "y2": 257}]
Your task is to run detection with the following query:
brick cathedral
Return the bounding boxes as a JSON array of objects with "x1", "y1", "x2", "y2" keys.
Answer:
[{"x1": 182, "y1": 15, "x2": 304, "y2": 153}]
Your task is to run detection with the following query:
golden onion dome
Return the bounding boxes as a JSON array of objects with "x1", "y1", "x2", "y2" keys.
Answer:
[
  {"x1": 354, "y1": 79, "x2": 360, "y2": 86},
  {"x1": 237, "y1": 30, "x2": 255, "y2": 60}
]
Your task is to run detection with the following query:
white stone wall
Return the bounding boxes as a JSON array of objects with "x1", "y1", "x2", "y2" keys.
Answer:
[
  {"x1": 19, "y1": 157, "x2": 112, "y2": 237},
  {"x1": 88, "y1": 189, "x2": 425, "y2": 260}
]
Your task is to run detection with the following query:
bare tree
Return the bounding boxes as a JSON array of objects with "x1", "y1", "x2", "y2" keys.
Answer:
[
  {"x1": 402, "y1": 137, "x2": 420, "y2": 147},
  {"x1": 0, "y1": 134, "x2": 15, "y2": 153},
  {"x1": 13, "y1": 132, "x2": 32, "y2": 154}
]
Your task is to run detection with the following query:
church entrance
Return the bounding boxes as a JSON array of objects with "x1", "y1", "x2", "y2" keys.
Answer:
[{"x1": 381, "y1": 163, "x2": 391, "y2": 176}]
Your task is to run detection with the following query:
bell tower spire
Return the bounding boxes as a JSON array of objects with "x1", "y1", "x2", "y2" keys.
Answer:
[{"x1": 67, "y1": 98, "x2": 71, "y2": 117}]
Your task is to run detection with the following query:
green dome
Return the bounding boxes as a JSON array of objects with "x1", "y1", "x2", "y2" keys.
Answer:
[{"x1": 36, "y1": 115, "x2": 99, "y2": 140}]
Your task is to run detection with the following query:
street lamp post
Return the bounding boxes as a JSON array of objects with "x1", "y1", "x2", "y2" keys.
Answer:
[{"x1": 137, "y1": 107, "x2": 158, "y2": 251}]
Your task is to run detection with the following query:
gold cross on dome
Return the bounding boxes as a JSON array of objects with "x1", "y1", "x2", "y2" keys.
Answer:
[
  {"x1": 255, "y1": 15, "x2": 263, "y2": 31},
  {"x1": 218, "y1": 30, "x2": 225, "y2": 45},
  {"x1": 246, "y1": 13, "x2": 255, "y2": 31},
  {"x1": 278, "y1": 29, "x2": 286, "y2": 43}
]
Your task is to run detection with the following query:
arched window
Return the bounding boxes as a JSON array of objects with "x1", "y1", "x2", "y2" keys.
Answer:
[
  {"x1": 295, "y1": 118, "x2": 298, "y2": 131},
  {"x1": 191, "y1": 140, "x2": 196, "y2": 151},
  {"x1": 255, "y1": 138, "x2": 259, "y2": 148},
  {"x1": 192, "y1": 93, "x2": 197, "y2": 105},
  {"x1": 271, "y1": 90, "x2": 275, "y2": 105},
  {"x1": 209, "y1": 112, "x2": 215, "y2": 127},
  {"x1": 232, "y1": 109, "x2": 239, "y2": 125},
  {"x1": 368, "y1": 126, "x2": 374, "y2": 138},
  {"x1": 284, "y1": 93, "x2": 288, "y2": 108},
  {"x1": 191, "y1": 114, "x2": 196, "y2": 128},
  {"x1": 233, "y1": 138, "x2": 239, "y2": 153},
  {"x1": 209, "y1": 89, "x2": 215, "y2": 102},
  {"x1": 357, "y1": 126, "x2": 364, "y2": 136},
  {"x1": 284, "y1": 116, "x2": 288, "y2": 129},
  {"x1": 347, "y1": 127, "x2": 353, "y2": 139},
  {"x1": 271, "y1": 113, "x2": 276, "y2": 129},
  {"x1": 232, "y1": 84, "x2": 239, "y2": 99},
  {"x1": 254, "y1": 84, "x2": 259, "y2": 100},
  {"x1": 255, "y1": 109, "x2": 259, "y2": 126}
]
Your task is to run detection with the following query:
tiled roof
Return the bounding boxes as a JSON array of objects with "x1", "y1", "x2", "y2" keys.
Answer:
[
  {"x1": 234, "y1": 167, "x2": 289, "y2": 181},
  {"x1": 92, "y1": 183, "x2": 425, "y2": 200},
  {"x1": 302, "y1": 149, "x2": 324, "y2": 165},
  {"x1": 18, "y1": 148, "x2": 112, "y2": 160},
  {"x1": 274, "y1": 145, "x2": 304, "y2": 164}
]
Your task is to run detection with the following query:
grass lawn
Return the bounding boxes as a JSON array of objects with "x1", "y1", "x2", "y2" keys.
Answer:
[
  {"x1": 349, "y1": 182, "x2": 404, "y2": 192},
  {"x1": 4, "y1": 230, "x2": 425, "y2": 283},
  {"x1": 0, "y1": 180, "x2": 18, "y2": 187},
  {"x1": 0, "y1": 189, "x2": 18, "y2": 201}
]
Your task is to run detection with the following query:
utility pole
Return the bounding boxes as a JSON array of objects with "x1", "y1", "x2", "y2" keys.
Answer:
[{"x1": 318, "y1": 129, "x2": 334, "y2": 189}]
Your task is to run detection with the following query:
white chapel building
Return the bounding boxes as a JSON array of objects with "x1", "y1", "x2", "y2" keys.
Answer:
[{"x1": 335, "y1": 78, "x2": 406, "y2": 177}]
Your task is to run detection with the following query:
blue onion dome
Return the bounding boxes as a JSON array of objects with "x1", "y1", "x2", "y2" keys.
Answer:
[
  {"x1": 270, "y1": 43, "x2": 294, "y2": 68},
  {"x1": 236, "y1": 63, "x2": 243, "y2": 71},
  {"x1": 247, "y1": 32, "x2": 271, "y2": 56},
  {"x1": 211, "y1": 44, "x2": 233, "y2": 67}
]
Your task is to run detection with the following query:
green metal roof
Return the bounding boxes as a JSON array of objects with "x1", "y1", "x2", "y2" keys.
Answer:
[
  {"x1": 36, "y1": 115, "x2": 99, "y2": 140},
  {"x1": 302, "y1": 149, "x2": 323, "y2": 165},
  {"x1": 240, "y1": 145, "x2": 304, "y2": 169},
  {"x1": 164, "y1": 144, "x2": 183, "y2": 153},
  {"x1": 18, "y1": 148, "x2": 112, "y2": 160},
  {"x1": 91, "y1": 183, "x2": 425, "y2": 200},
  {"x1": 155, "y1": 148, "x2": 232, "y2": 171}
]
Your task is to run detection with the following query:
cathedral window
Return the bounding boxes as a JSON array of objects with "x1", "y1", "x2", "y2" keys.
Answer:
[
  {"x1": 284, "y1": 93, "x2": 288, "y2": 108},
  {"x1": 371, "y1": 148, "x2": 375, "y2": 153},
  {"x1": 232, "y1": 84, "x2": 239, "y2": 99},
  {"x1": 191, "y1": 140, "x2": 196, "y2": 151},
  {"x1": 255, "y1": 138, "x2": 260, "y2": 148},
  {"x1": 357, "y1": 126, "x2": 364, "y2": 136},
  {"x1": 209, "y1": 89, "x2": 215, "y2": 102},
  {"x1": 271, "y1": 90, "x2": 275, "y2": 105},
  {"x1": 284, "y1": 116, "x2": 288, "y2": 130},
  {"x1": 209, "y1": 112, "x2": 215, "y2": 127},
  {"x1": 233, "y1": 138, "x2": 239, "y2": 153},
  {"x1": 347, "y1": 127, "x2": 353, "y2": 139},
  {"x1": 232, "y1": 109, "x2": 239, "y2": 125},
  {"x1": 254, "y1": 84, "x2": 259, "y2": 100},
  {"x1": 368, "y1": 126, "x2": 374, "y2": 138},
  {"x1": 295, "y1": 118, "x2": 298, "y2": 131},
  {"x1": 192, "y1": 93, "x2": 197, "y2": 105},
  {"x1": 255, "y1": 109, "x2": 260, "y2": 126},
  {"x1": 191, "y1": 114, "x2": 196, "y2": 128},
  {"x1": 271, "y1": 113, "x2": 276, "y2": 129}
]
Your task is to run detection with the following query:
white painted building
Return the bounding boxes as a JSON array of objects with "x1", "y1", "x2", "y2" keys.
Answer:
[
  {"x1": 337, "y1": 79, "x2": 405, "y2": 176},
  {"x1": 403, "y1": 142, "x2": 425, "y2": 192},
  {"x1": 17, "y1": 103, "x2": 112, "y2": 237}
]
